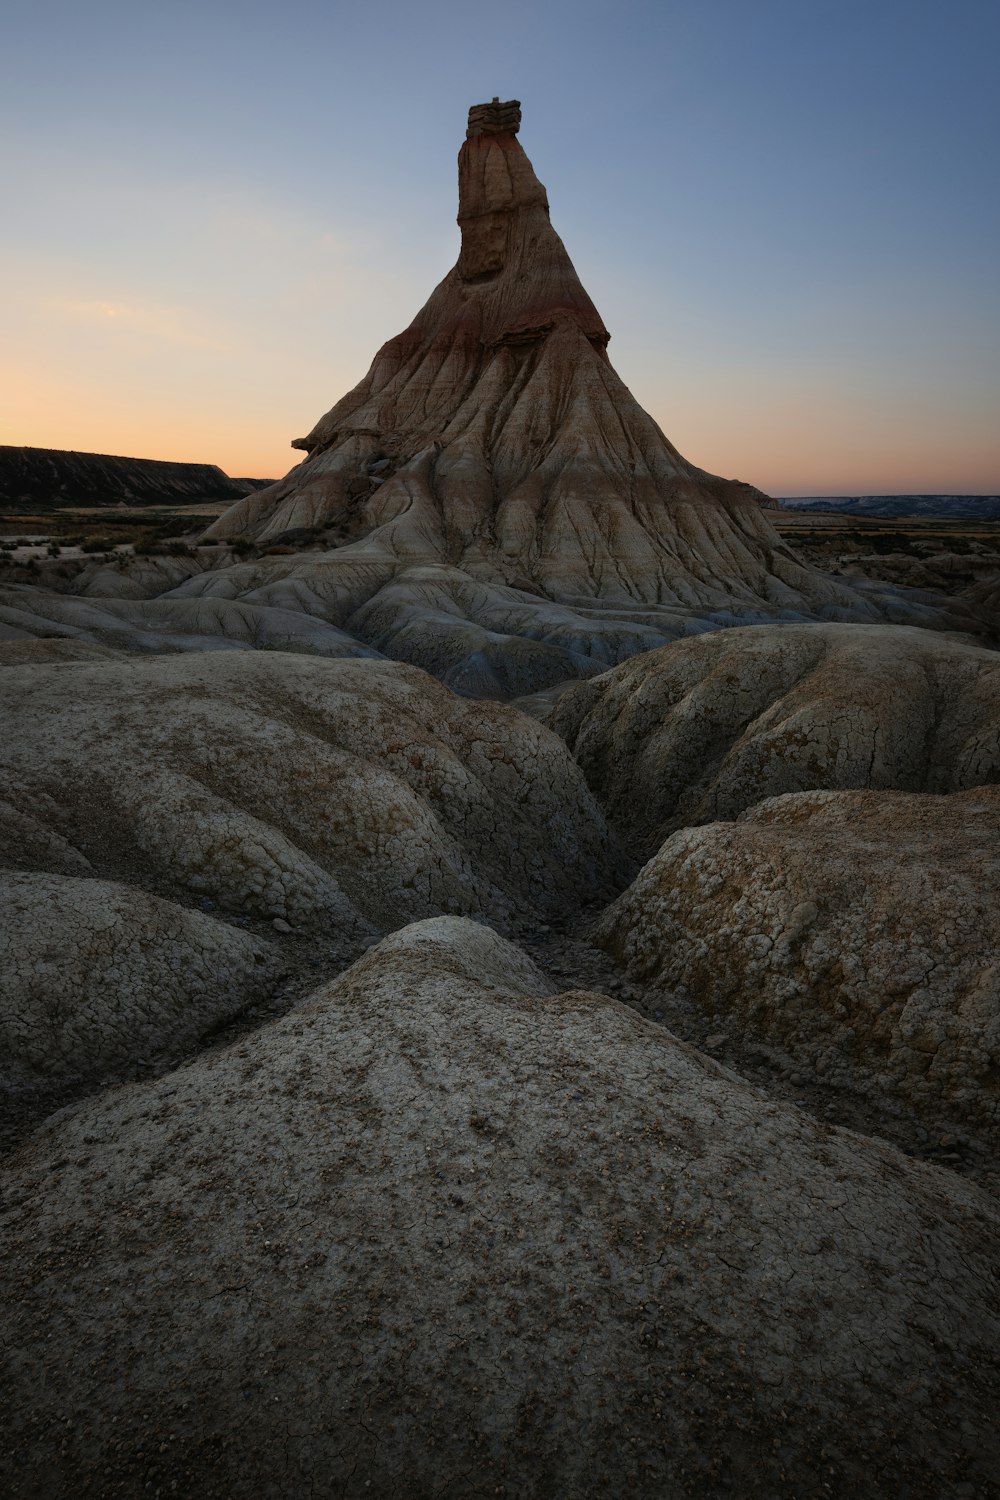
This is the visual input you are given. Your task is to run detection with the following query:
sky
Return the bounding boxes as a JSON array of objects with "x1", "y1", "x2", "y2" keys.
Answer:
[{"x1": 1, "y1": 0, "x2": 998, "y2": 496}]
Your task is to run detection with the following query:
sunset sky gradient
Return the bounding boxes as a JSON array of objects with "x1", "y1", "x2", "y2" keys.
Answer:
[{"x1": 2, "y1": 0, "x2": 998, "y2": 495}]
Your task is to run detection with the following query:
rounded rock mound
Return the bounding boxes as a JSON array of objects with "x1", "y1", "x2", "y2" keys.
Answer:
[
  {"x1": 2, "y1": 918, "x2": 998, "y2": 1498},
  {"x1": 596, "y1": 786, "x2": 1000, "y2": 1142},
  {"x1": 0, "y1": 871, "x2": 283, "y2": 1120},
  {"x1": 0, "y1": 648, "x2": 617, "y2": 936},
  {"x1": 551, "y1": 622, "x2": 1000, "y2": 856}
]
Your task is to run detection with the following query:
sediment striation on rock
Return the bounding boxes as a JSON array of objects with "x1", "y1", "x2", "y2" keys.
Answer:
[
  {"x1": 2, "y1": 110, "x2": 987, "y2": 687},
  {"x1": 3, "y1": 917, "x2": 999, "y2": 1498},
  {"x1": 551, "y1": 622, "x2": 1000, "y2": 856},
  {"x1": 596, "y1": 788, "x2": 1000, "y2": 1140},
  {"x1": 198, "y1": 105, "x2": 870, "y2": 617},
  {"x1": 131, "y1": 100, "x2": 974, "y2": 691},
  {"x1": 0, "y1": 576, "x2": 388, "y2": 660}
]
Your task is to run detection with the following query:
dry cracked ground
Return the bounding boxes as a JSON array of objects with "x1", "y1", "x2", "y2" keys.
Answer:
[{"x1": 2, "y1": 620, "x2": 999, "y2": 1499}]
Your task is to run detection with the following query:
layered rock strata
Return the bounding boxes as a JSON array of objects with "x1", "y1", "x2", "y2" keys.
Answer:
[
  {"x1": 3, "y1": 918, "x2": 998, "y2": 1498},
  {"x1": 8, "y1": 561, "x2": 962, "y2": 699},
  {"x1": 113, "y1": 101, "x2": 976, "y2": 691},
  {"x1": 200, "y1": 103, "x2": 854, "y2": 615},
  {"x1": 1, "y1": 109, "x2": 987, "y2": 689}
]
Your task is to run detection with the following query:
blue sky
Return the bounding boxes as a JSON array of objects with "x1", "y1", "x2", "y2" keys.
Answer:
[{"x1": 2, "y1": 0, "x2": 998, "y2": 492}]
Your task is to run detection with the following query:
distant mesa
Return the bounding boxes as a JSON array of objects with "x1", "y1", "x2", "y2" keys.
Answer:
[
  {"x1": 0, "y1": 445, "x2": 274, "y2": 512},
  {"x1": 783, "y1": 494, "x2": 1000, "y2": 520}
]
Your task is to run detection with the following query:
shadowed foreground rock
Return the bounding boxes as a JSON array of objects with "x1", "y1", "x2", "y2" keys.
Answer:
[
  {"x1": 2, "y1": 919, "x2": 998, "y2": 1498},
  {"x1": 552, "y1": 621, "x2": 1000, "y2": 856},
  {"x1": 0, "y1": 871, "x2": 283, "y2": 1113},
  {"x1": 596, "y1": 787, "x2": 1000, "y2": 1141}
]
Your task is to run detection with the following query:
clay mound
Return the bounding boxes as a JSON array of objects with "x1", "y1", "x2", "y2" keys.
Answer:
[
  {"x1": 340, "y1": 563, "x2": 679, "y2": 694},
  {"x1": 964, "y1": 573, "x2": 1000, "y2": 647},
  {"x1": 596, "y1": 787, "x2": 1000, "y2": 1140},
  {"x1": 0, "y1": 871, "x2": 282, "y2": 1113},
  {"x1": 3, "y1": 917, "x2": 998, "y2": 1498},
  {"x1": 72, "y1": 552, "x2": 218, "y2": 599},
  {"x1": 551, "y1": 622, "x2": 1000, "y2": 856},
  {"x1": 0, "y1": 650, "x2": 616, "y2": 937},
  {"x1": 1, "y1": 566, "x2": 671, "y2": 696}
]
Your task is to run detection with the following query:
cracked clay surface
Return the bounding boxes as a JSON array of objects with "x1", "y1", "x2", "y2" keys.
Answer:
[{"x1": 2, "y1": 919, "x2": 998, "y2": 1499}]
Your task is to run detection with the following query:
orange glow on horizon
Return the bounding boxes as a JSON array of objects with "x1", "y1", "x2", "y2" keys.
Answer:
[{"x1": 3, "y1": 280, "x2": 998, "y2": 494}]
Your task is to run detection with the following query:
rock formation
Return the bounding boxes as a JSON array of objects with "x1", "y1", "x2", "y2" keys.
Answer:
[
  {"x1": 3, "y1": 917, "x2": 999, "y2": 1499},
  {"x1": 199, "y1": 98, "x2": 851, "y2": 615},
  {"x1": 3, "y1": 102, "x2": 999, "y2": 1500},
  {"x1": 596, "y1": 787, "x2": 1000, "y2": 1140},
  {"x1": 215, "y1": 96, "x2": 833, "y2": 612},
  {"x1": 199, "y1": 103, "x2": 854, "y2": 614},
  {"x1": 551, "y1": 622, "x2": 1000, "y2": 856},
  {"x1": 0, "y1": 644, "x2": 615, "y2": 928},
  {"x1": 104, "y1": 100, "x2": 973, "y2": 693},
  {"x1": 0, "y1": 576, "x2": 388, "y2": 659},
  {"x1": 2, "y1": 109, "x2": 989, "y2": 689}
]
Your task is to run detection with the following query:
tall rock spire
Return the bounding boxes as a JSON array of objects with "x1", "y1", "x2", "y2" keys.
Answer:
[{"x1": 205, "y1": 103, "x2": 870, "y2": 627}]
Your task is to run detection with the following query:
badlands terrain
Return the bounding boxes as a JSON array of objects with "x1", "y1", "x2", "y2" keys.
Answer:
[{"x1": 2, "y1": 101, "x2": 999, "y2": 1498}]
